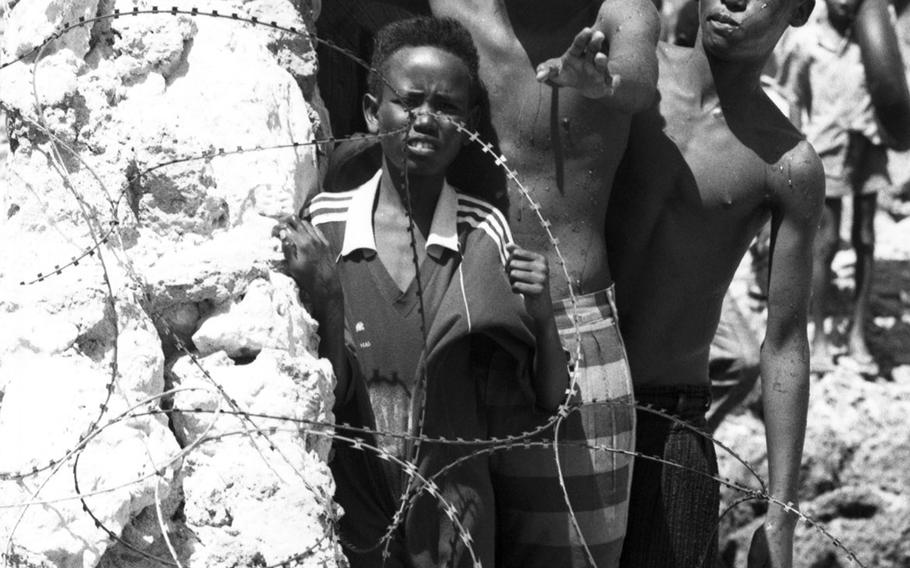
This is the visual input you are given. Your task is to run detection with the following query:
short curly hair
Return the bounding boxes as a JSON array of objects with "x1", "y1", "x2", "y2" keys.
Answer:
[{"x1": 368, "y1": 16, "x2": 481, "y2": 105}]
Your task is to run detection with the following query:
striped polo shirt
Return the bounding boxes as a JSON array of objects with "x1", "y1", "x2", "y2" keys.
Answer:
[{"x1": 307, "y1": 169, "x2": 536, "y2": 568}]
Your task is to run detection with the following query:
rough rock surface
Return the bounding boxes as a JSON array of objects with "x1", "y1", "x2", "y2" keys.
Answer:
[
  {"x1": 0, "y1": 1, "x2": 340, "y2": 566},
  {"x1": 717, "y1": 370, "x2": 910, "y2": 568}
]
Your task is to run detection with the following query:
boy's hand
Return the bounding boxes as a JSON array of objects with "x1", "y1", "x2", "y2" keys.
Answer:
[
  {"x1": 535, "y1": 27, "x2": 620, "y2": 99},
  {"x1": 506, "y1": 243, "x2": 554, "y2": 322},
  {"x1": 272, "y1": 215, "x2": 342, "y2": 307}
]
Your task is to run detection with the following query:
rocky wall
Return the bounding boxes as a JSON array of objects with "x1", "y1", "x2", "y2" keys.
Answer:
[
  {"x1": 716, "y1": 367, "x2": 910, "y2": 568},
  {"x1": 0, "y1": 1, "x2": 342, "y2": 566}
]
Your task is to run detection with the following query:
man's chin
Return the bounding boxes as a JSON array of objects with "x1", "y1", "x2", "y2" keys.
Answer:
[{"x1": 702, "y1": 37, "x2": 754, "y2": 62}]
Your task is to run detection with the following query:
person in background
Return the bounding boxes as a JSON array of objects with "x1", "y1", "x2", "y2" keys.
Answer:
[{"x1": 777, "y1": 0, "x2": 889, "y2": 376}]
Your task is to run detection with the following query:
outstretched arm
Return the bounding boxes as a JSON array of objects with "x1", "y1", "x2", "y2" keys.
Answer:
[
  {"x1": 750, "y1": 142, "x2": 824, "y2": 568},
  {"x1": 535, "y1": 0, "x2": 660, "y2": 113},
  {"x1": 506, "y1": 243, "x2": 569, "y2": 412}
]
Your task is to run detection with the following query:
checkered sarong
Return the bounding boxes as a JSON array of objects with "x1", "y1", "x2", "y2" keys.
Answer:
[{"x1": 487, "y1": 287, "x2": 635, "y2": 567}]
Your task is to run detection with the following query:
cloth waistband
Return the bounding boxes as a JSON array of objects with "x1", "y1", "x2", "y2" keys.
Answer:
[
  {"x1": 634, "y1": 384, "x2": 711, "y2": 417},
  {"x1": 553, "y1": 285, "x2": 618, "y2": 330}
]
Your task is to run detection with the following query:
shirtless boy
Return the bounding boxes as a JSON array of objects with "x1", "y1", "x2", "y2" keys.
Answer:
[
  {"x1": 423, "y1": 0, "x2": 658, "y2": 299},
  {"x1": 605, "y1": 0, "x2": 823, "y2": 566},
  {"x1": 428, "y1": 3, "x2": 663, "y2": 565},
  {"x1": 776, "y1": 0, "x2": 888, "y2": 376}
]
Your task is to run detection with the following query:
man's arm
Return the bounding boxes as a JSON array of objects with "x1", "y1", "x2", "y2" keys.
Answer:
[
  {"x1": 536, "y1": 0, "x2": 660, "y2": 113},
  {"x1": 592, "y1": 0, "x2": 661, "y2": 112},
  {"x1": 750, "y1": 140, "x2": 824, "y2": 567}
]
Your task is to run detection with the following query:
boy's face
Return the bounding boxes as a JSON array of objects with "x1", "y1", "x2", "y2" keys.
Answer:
[
  {"x1": 700, "y1": 0, "x2": 813, "y2": 62},
  {"x1": 364, "y1": 46, "x2": 475, "y2": 177}
]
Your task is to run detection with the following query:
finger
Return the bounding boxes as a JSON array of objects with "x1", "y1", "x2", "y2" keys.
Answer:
[
  {"x1": 535, "y1": 60, "x2": 560, "y2": 83},
  {"x1": 508, "y1": 259, "x2": 546, "y2": 275},
  {"x1": 508, "y1": 248, "x2": 544, "y2": 264},
  {"x1": 274, "y1": 225, "x2": 301, "y2": 249},
  {"x1": 276, "y1": 220, "x2": 307, "y2": 247},
  {"x1": 278, "y1": 226, "x2": 302, "y2": 250},
  {"x1": 505, "y1": 243, "x2": 519, "y2": 268},
  {"x1": 285, "y1": 217, "x2": 315, "y2": 243},
  {"x1": 276, "y1": 213, "x2": 301, "y2": 228},
  {"x1": 508, "y1": 251, "x2": 548, "y2": 273},
  {"x1": 594, "y1": 52, "x2": 611, "y2": 76},
  {"x1": 505, "y1": 243, "x2": 520, "y2": 266},
  {"x1": 301, "y1": 220, "x2": 327, "y2": 247},
  {"x1": 506, "y1": 243, "x2": 537, "y2": 260},
  {"x1": 285, "y1": 214, "x2": 303, "y2": 231},
  {"x1": 309, "y1": 222, "x2": 332, "y2": 248},
  {"x1": 279, "y1": 220, "x2": 308, "y2": 245},
  {"x1": 568, "y1": 27, "x2": 593, "y2": 59},
  {"x1": 511, "y1": 281, "x2": 545, "y2": 296},
  {"x1": 509, "y1": 268, "x2": 547, "y2": 285},
  {"x1": 587, "y1": 30, "x2": 606, "y2": 59},
  {"x1": 280, "y1": 236, "x2": 298, "y2": 260}
]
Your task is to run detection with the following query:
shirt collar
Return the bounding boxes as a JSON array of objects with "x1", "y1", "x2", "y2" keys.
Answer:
[{"x1": 339, "y1": 169, "x2": 461, "y2": 260}]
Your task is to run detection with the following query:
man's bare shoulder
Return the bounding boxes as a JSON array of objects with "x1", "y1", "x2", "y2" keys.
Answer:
[
  {"x1": 765, "y1": 136, "x2": 825, "y2": 213},
  {"x1": 714, "y1": 91, "x2": 812, "y2": 179}
]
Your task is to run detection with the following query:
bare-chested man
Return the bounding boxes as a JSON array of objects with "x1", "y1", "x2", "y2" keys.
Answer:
[
  {"x1": 443, "y1": 5, "x2": 660, "y2": 565},
  {"x1": 605, "y1": 0, "x2": 823, "y2": 566},
  {"x1": 316, "y1": 1, "x2": 660, "y2": 565},
  {"x1": 431, "y1": 0, "x2": 659, "y2": 297}
]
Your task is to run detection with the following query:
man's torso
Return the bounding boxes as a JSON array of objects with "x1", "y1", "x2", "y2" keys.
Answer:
[
  {"x1": 432, "y1": 0, "x2": 633, "y2": 298},
  {"x1": 607, "y1": 44, "x2": 803, "y2": 386}
]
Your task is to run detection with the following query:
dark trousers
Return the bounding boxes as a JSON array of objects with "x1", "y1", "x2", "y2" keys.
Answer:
[{"x1": 620, "y1": 385, "x2": 719, "y2": 568}]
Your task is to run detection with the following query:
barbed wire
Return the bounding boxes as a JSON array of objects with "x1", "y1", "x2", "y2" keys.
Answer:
[{"x1": 0, "y1": 5, "x2": 869, "y2": 568}]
